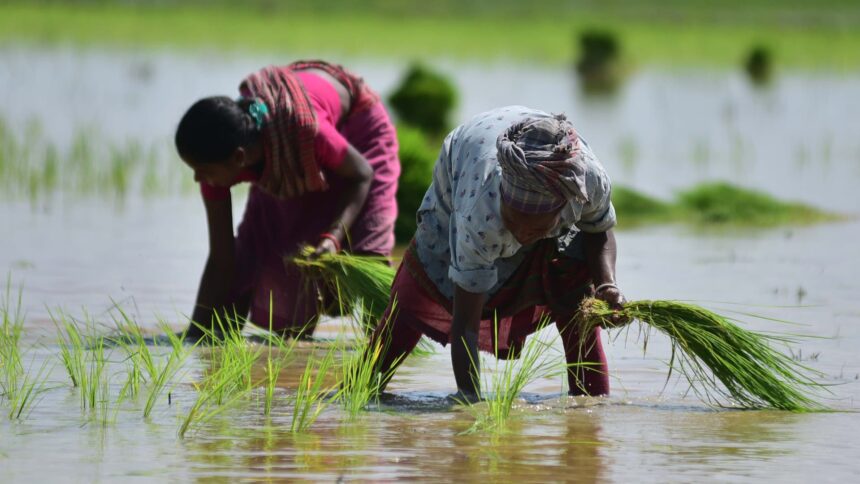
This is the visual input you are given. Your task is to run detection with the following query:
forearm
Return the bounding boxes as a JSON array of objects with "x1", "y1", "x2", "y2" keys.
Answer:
[
  {"x1": 327, "y1": 177, "x2": 371, "y2": 241},
  {"x1": 189, "y1": 253, "x2": 237, "y2": 334},
  {"x1": 451, "y1": 286, "x2": 486, "y2": 396},
  {"x1": 189, "y1": 196, "x2": 239, "y2": 337},
  {"x1": 582, "y1": 230, "x2": 618, "y2": 286}
]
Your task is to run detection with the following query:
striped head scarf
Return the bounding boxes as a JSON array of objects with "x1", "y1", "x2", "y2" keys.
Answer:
[
  {"x1": 239, "y1": 61, "x2": 380, "y2": 199},
  {"x1": 496, "y1": 114, "x2": 589, "y2": 213}
]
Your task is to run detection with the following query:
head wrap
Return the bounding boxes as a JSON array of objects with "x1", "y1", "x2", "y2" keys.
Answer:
[{"x1": 496, "y1": 114, "x2": 589, "y2": 213}]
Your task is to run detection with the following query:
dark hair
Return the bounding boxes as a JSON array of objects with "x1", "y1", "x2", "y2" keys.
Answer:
[{"x1": 175, "y1": 96, "x2": 258, "y2": 164}]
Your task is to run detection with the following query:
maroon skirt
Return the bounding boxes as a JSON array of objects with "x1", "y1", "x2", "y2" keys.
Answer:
[{"x1": 384, "y1": 239, "x2": 594, "y2": 358}]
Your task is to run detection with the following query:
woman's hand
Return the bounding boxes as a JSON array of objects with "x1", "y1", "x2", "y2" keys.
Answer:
[
  {"x1": 313, "y1": 236, "x2": 339, "y2": 258},
  {"x1": 594, "y1": 284, "x2": 631, "y2": 327}
]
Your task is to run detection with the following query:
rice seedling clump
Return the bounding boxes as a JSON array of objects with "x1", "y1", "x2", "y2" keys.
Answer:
[{"x1": 576, "y1": 297, "x2": 826, "y2": 411}]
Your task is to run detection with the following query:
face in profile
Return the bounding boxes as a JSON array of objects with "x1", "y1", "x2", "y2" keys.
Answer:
[
  {"x1": 500, "y1": 200, "x2": 562, "y2": 246},
  {"x1": 181, "y1": 148, "x2": 246, "y2": 187}
]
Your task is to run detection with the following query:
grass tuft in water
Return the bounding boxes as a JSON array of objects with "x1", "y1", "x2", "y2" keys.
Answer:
[
  {"x1": 290, "y1": 346, "x2": 338, "y2": 433},
  {"x1": 1, "y1": 276, "x2": 25, "y2": 397},
  {"x1": 576, "y1": 297, "x2": 826, "y2": 411},
  {"x1": 178, "y1": 312, "x2": 261, "y2": 437},
  {"x1": 337, "y1": 303, "x2": 403, "y2": 419},
  {"x1": 458, "y1": 317, "x2": 565, "y2": 434},
  {"x1": 258, "y1": 295, "x2": 301, "y2": 416},
  {"x1": 1, "y1": 279, "x2": 51, "y2": 420},
  {"x1": 143, "y1": 337, "x2": 189, "y2": 420}
]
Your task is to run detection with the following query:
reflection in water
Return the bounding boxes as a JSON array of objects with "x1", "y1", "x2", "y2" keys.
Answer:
[
  {"x1": 2, "y1": 46, "x2": 860, "y2": 482},
  {"x1": 177, "y1": 388, "x2": 609, "y2": 481}
]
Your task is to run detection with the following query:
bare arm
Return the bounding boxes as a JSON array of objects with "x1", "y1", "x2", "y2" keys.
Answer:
[
  {"x1": 582, "y1": 229, "x2": 626, "y2": 311},
  {"x1": 450, "y1": 285, "x2": 486, "y2": 400},
  {"x1": 187, "y1": 194, "x2": 245, "y2": 338},
  {"x1": 314, "y1": 145, "x2": 373, "y2": 254}
]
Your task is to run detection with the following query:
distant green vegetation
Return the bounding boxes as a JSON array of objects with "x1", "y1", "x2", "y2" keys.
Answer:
[
  {"x1": 0, "y1": 118, "x2": 196, "y2": 202},
  {"x1": 392, "y1": 125, "x2": 438, "y2": 242},
  {"x1": 0, "y1": 114, "x2": 840, "y2": 230},
  {"x1": 389, "y1": 64, "x2": 458, "y2": 138},
  {"x1": 612, "y1": 182, "x2": 840, "y2": 229},
  {"x1": 2, "y1": 2, "x2": 860, "y2": 69}
]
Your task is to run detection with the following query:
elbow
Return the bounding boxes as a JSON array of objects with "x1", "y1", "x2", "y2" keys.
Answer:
[{"x1": 357, "y1": 163, "x2": 374, "y2": 184}]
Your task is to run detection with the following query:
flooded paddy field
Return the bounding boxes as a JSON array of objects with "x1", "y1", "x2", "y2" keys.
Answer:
[{"x1": 1, "y1": 46, "x2": 859, "y2": 482}]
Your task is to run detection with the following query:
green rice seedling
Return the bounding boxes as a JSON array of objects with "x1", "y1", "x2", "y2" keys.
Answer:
[
  {"x1": 576, "y1": 298, "x2": 825, "y2": 411},
  {"x1": 117, "y1": 349, "x2": 144, "y2": 401},
  {"x1": 81, "y1": 332, "x2": 108, "y2": 412},
  {"x1": 459, "y1": 317, "x2": 564, "y2": 434},
  {"x1": 143, "y1": 344, "x2": 189, "y2": 419},
  {"x1": 0, "y1": 280, "x2": 53, "y2": 421},
  {"x1": 178, "y1": 359, "x2": 254, "y2": 438},
  {"x1": 4, "y1": 356, "x2": 51, "y2": 421},
  {"x1": 109, "y1": 305, "x2": 161, "y2": 380},
  {"x1": 51, "y1": 308, "x2": 87, "y2": 388},
  {"x1": 262, "y1": 348, "x2": 287, "y2": 416},
  {"x1": 178, "y1": 311, "x2": 264, "y2": 436},
  {"x1": 178, "y1": 336, "x2": 261, "y2": 437},
  {"x1": 293, "y1": 249, "x2": 436, "y2": 356},
  {"x1": 208, "y1": 312, "x2": 263, "y2": 404},
  {"x1": 1, "y1": 277, "x2": 25, "y2": 395},
  {"x1": 290, "y1": 346, "x2": 338, "y2": 433},
  {"x1": 337, "y1": 304, "x2": 403, "y2": 419},
  {"x1": 293, "y1": 247, "x2": 395, "y2": 331},
  {"x1": 255, "y1": 295, "x2": 302, "y2": 416}
]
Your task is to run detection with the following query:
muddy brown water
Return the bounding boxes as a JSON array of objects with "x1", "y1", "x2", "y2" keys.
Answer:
[{"x1": 1, "y1": 46, "x2": 859, "y2": 482}]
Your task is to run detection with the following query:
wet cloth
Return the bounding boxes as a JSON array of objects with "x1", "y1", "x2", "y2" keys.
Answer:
[
  {"x1": 374, "y1": 240, "x2": 609, "y2": 395},
  {"x1": 228, "y1": 82, "x2": 399, "y2": 332},
  {"x1": 413, "y1": 106, "x2": 616, "y2": 301}
]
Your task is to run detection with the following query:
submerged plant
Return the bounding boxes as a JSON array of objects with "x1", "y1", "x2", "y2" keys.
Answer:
[
  {"x1": 337, "y1": 304, "x2": 405, "y2": 419},
  {"x1": 50, "y1": 308, "x2": 118, "y2": 423},
  {"x1": 4, "y1": 357, "x2": 50, "y2": 421},
  {"x1": 257, "y1": 297, "x2": 302, "y2": 416},
  {"x1": 576, "y1": 298, "x2": 826, "y2": 411},
  {"x1": 143, "y1": 342, "x2": 189, "y2": 419},
  {"x1": 290, "y1": 346, "x2": 338, "y2": 433},
  {"x1": 178, "y1": 357, "x2": 255, "y2": 438},
  {"x1": 459, "y1": 318, "x2": 564, "y2": 434},
  {"x1": 52, "y1": 309, "x2": 87, "y2": 388},
  {"x1": 1, "y1": 277, "x2": 25, "y2": 399},
  {"x1": 178, "y1": 312, "x2": 262, "y2": 437},
  {"x1": 0, "y1": 279, "x2": 53, "y2": 421}
]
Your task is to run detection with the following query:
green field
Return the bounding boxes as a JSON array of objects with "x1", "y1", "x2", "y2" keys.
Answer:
[{"x1": 2, "y1": 2, "x2": 860, "y2": 69}]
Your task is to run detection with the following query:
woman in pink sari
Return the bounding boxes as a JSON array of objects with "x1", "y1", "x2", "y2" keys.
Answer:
[{"x1": 174, "y1": 60, "x2": 400, "y2": 340}]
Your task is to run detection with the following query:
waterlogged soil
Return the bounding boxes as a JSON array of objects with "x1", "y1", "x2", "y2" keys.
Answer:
[{"x1": 1, "y1": 46, "x2": 860, "y2": 482}]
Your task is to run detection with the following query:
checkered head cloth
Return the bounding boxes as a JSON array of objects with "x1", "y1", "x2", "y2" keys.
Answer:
[{"x1": 496, "y1": 114, "x2": 589, "y2": 214}]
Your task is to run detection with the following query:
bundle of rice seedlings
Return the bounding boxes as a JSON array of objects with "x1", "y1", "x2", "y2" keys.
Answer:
[
  {"x1": 576, "y1": 298, "x2": 825, "y2": 411},
  {"x1": 292, "y1": 247, "x2": 395, "y2": 330},
  {"x1": 292, "y1": 248, "x2": 437, "y2": 356}
]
